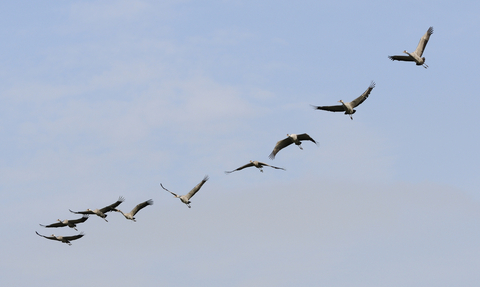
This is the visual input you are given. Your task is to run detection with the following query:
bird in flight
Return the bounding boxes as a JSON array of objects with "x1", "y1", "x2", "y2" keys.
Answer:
[
  {"x1": 311, "y1": 81, "x2": 375, "y2": 120},
  {"x1": 35, "y1": 231, "x2": 85, "y2": 246},
  {"x1": 69, "y1": 196, "x2": 125, "y2": 222},
  {"x1": 39, "y1": 215, "x2": 89, "y2": 231},
  {"x1": 114, "y1": 199, "x2": 153, "y2": 222},
  {"x1": 225, "y1": 160, "x2": 286, "y2": 174},
  {"x1": 269, "y1": 134, "x2": 317, "y2": 159},
  {"x1": 388, "y1": 26, "x2": 434, "y2": 68},
  {"x1": 160, "y1": 175, "x2": 209, "y2": 208}
]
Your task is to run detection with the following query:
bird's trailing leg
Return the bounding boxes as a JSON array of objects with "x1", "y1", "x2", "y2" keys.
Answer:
[
  {"x1": 73, "y1": 227, "x2": 78, "y2": 231},
  {"x1": 298, "y1": 145, "x2": 303, "y2": 150},
  {"x1": 103, "y1": 218, "x2": 108, "y2": 222},
  {"x1": 350, "y1": 114, "x2": 353, "y2": 120},
  {"x1": 423, "y1": 64, "x2": 428, "y2": 69}
]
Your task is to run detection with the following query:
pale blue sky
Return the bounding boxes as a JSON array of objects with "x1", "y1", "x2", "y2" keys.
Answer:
[{"x1": 1, "y1": 1, "x2": 479, "y2": 286}]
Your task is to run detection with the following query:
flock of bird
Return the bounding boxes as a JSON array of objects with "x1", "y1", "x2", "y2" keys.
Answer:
[
  {"x1": 36, "y1": 26, "x2": 434, "y2": 246},
  {"x1": 36, "y1": 197, "x2": 154, "y2": 245}
]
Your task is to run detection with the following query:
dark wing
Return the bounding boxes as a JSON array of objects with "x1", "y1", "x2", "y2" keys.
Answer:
[
  {"x1": 257, "y1": 161, "x2": 286, "y2": 171},
  {"x1": 388, "y1": 55, "x2": 415, "y2": 62},
  {"x1": 39, "y1": 222, "x2": 65, "y2": 228},
  {"x1": 297, "y1": 133, "x2": 318, "y2": 145},
  {"x1": 160, "y1": 183, "x2": 179, "y2": 197},
  {"x1": 269, "y1": 137, "x2": 294, "y2": 159},
  {"x1": 414, "y1": 26, "x2": 433, "y2": 57},
  {"x1": 130, "y1": 199, "x2": 153, "y2": 216},
  {"x1": 100, "y1": 196, "x2": 125, "y2": 213},
  {"x1": 310, "y1": 104, "x2": 345, "y2": 112},
  {"x1": 225, "y1": 162, "x2": 255, "y2": 174},
  {"x1": 63, "y1": 232, "x2": 85, "y2": 241},
  {"x1": 349, "y1": 81, "x2": 375, "y2": 108},
  {"x1": 69, "y1": 215, "x2": 89, "y2": 224},
  {"x1": 69, "y1": 209, "x2": 94, "y2": 215},
  {"x1": 35, "y1": 231, "x2": 57, "y2": 241},
  {"x1": 185, "y1": 175, "x2": 209, "y2": 200}
]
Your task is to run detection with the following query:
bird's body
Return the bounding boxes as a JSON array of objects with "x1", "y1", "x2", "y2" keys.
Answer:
[
  {"x1": 39, "y1": 215, "x2": 89, "y2": 231},
  {"x1": 311, "y1": 81, "x2": 375, "y2": 120},
  {"x1": 160, "y1": 175, "x2": 209, "y2": 208},
  {"x1": 339, "y1": 100, "x2": 354, "y2": 115},
  {"x1": 388, "y1": 26, "x2": 434, "y2": 68},
  {"x1": 269, "y1": 133, "x2": 317, "y2": 159},
  {"x1": 35, "y1": 231, "x2": 85, "y2": 246},
  {"x1": 69, "y1": 196, "x2": 124, "y2": 222},
  {"x1": 225, "y1": 160, "x2": 286, "y2": 173},
  {"x1": 114, "y1": 199, "x2": 153, "y2": 222}
]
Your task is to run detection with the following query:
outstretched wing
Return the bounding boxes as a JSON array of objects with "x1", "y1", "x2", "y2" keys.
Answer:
[
  {"x1": 100, "y1": 196, "x2": 125, "y2": 213},
  {"x1": 130, "y1": 199, "x2": 153, "y2": 216},
  {"x1": 257, "y1": 161, "x2": 286, "y2": 171},
  {"x1": 39, "y1": 222, "x2": 65, "y2": 228},
  {"x1": 388, "y1": 55, "x2": 415, "y2": 62},
  {"x1": 35, "y1": 231, "x2": 57, "y2": 241},
  {"x1": 414, "y1": 26, "x2": 433, "y2": 57},
  {"x1": 160, "y1": 183, "x2": 179, "y2": 197},
  {"x1": 64, "y1": 232, "x2": 85, "y2": 241},
  {"x1": 310, "y1": 104, "x2": 345, "y2": 112},
  {"x1": 269, "y1": 137, "x2": 294, "y2": 159},
  {"x1": 69, "y1": 209, "x2": 94, "y2": 215},
  {"x1": 225, "y1": 162, "x2": 255, "y2": 174},
  {"x1": 185, "y1": 175, "x2": 209, "y2": 200},
  {"x1": 297, "y1": 133, "x2": 317, "y2": 145},
  {"x1": 349, "y1": 81, "x2": 375, "y2": 108},
  {"x1": 69, "y1": 215, "x2": 89, "y2": 224}
]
